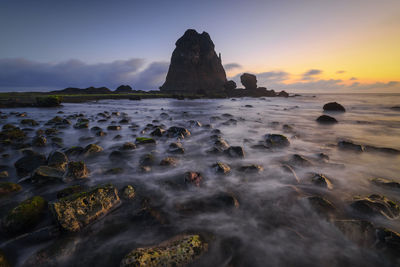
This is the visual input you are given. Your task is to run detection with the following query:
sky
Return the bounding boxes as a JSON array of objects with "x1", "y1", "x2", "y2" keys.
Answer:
[{"x1": 0, "y1": 0, "x2": 399, "y2": 93}]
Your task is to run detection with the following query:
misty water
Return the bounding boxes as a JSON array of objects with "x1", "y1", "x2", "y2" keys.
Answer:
[{"x1": 1, "y1": 93, "x2": 400, "y2": 266}]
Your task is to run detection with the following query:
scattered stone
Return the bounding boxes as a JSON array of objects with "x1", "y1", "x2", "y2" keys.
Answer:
[
  {"x1": 176, "y1": 192, "x2": 239, "y2": 213},
  {"x1": 14, "y1": 152, "x2": 47, "y2": 177},
  {"x1": 139, "y1": 153, "x2": 155, "y2": 167},
  {"x1": 350, "y1": 194, "x2": 399, "y2": 219},
  {"x1": 169, "y1": 142, "x2": 185, "y2": 154},
  {"x1": 65, "y1": 161, "x2": 89, "y2": 179},
  {"x1": 2, "y1": 196, "x2": 47, "y2": 235},
  {"x1": 323, "y1": 102, "x2": 346, "y2": 112},
  {"x1": 107, "y1": 125, "x2": 121, "y2": 131},
  {"x1": 31, "y1": 166, "x2": 64, "y2": 183},
  {"x1": 0, "y1": 171, "x2": 9, "y2": 178},
  {"x1": 48, "y1": 151, "x2": 68, "y2": 171},
  {"x1": 289, "y1": 154, "x2": 313, "y2": 167},
  {"x1": 311, "y1": 173, "x2": 333, "y2": 189},
  {"x1": 64, "y1": 146, "x2": 84, "y2": 157},
  {"x1": 83, "y1": 144, "x2": 104, "y2": 157},
  {"x1": 224, "y1": 146, "x2": 245, "y2": 158},
  {"x1": 50, "y1": 184, "x2": 120, "y2": 232},
  {"x1": 56, "y1": 185, "x2": 85, "y2": 199},
  {"x1": 120, "y1": 142, "x2": 136, "y2": 150},
  {"x1": 0, "y1": 125, "x2": 26, "y2": 142},
  {"x1": 135, "y1": 137, "x2": 156, "y2": 145},
  {"x1": 20, "y1": 119, "x2": 39, "y2": 126},
  {"x1": 121, "y1": 185, "x2": 136, "y2": 200},
  {"x1": 0, "y1": 182, "x2": 22, "y2": 197},
  {"x1": 370, "y1": 178, "x2": 400, "y2": 190},
  {"x1": 160, "y1": 157, "x2": 179, "y2": 166},
  {"x1": 167, "y1": 126, "x2": 191, "y2": 138},
  {"x1": 212, "y1": 162, "x2": 231, "y2": 174},
  {"x1": 104, "y1": 168, "x2": 124, "y2": 175},
  {"x1": 121, "y1": 234, "x2": 208, "y2": 267},
  {"x1": 316, "y1": 115, "x2": 338, "y2": 124},
  {"x1": 334, "y1": 220, "x2": 375, "y2": 247},
  {"x1": 150, "y1": 127, "x2": 166, "y2": 137},
  {"x1": 265, "y1": 134, "x2": 290, "y2": 148},
  {"x1": 338, "y1": 140, "x2": 364, "y2": 152},
  {"x1": 238, "y1": 164, "x2": 264, "y2": 173},
  {"x1": 184, "y1": 172, "x2": 203, "y2": 187},
  {"x1": 214, "y1": 138, "x2": 230, "y2": 151}
]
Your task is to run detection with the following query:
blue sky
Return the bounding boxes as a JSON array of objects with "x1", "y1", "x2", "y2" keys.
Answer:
[{"x1": 1, "y1": 0, "x2": 399, "y2": 92}]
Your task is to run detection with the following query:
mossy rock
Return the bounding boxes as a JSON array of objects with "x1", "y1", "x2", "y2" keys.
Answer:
[
  {"x1": 31, "y1": 166, "x2": 64, "y2": 183},
  {"x1": 50, "y1": 184, "x2": 120, "y2": 232},
  {"x1": 135, "y1": 137, "x2": 156, "y2": 145},
  {"x1": 20, "y1": 119, "x2": 39, "y2": 126},
  {"x1": 0, "y1": 127, "x2": 26, "y2": 142},
  {"x1": 120, "y1": 234, "x2": 208, "y2": 267},
  {"x1": 0, "y1": 182, "x2": 22, "y2": 197},
  {"x1": 2, "y1": 196, "x2": 47, "y2": 235},
  {"x1": 160, "y1": 157, "x2": 178, "y2": 167},
  {"x1": 14, "y1": 152, "x2": 47, "y2": 177},
  {"x1": 35, "y1": 96, "x2": 62, "y2": 107},
  {"x1": 83, "y1": 144, "x2": 103, "y2": 157},
  {"x1": 65, "y1": 161, "x2": 89, "y2": 179},
  {"x1": 121, "y1": 185, "x2": 136, "y2": 200},
  {"x1": 48, "y1": 151, "x2": 68, "y2": 171}
]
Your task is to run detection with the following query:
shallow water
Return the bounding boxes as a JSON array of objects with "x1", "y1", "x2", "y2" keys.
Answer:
[{"x1": 1, "y1": 94, "x2": 400, "y2": 266}]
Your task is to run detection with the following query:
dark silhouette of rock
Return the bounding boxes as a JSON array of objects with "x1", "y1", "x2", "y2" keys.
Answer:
[
  {"x1": 224, "y1": 80, "x2": 237, "y2": 91},
  {"x1": 160, "y1": 29, "x2": 227, "y2": 95},
  {"x1": 316, "y1": 115, "x2": 338, "y2": 124},
  {"x1": 240, "y1": 73, "x2": 257, "y2": 90},
  {"x1": 323, "y1": 102, "x2": 346, "y2": 112},
  {"x1": 115, "y1": 85, "x2": 133, "y2": 93},
  {"x1": 51, "y1": 87, "x2": 111, "y2": 95},
  {"x1": 278, "y1": 91, "x2": 289, "y2": 97}
]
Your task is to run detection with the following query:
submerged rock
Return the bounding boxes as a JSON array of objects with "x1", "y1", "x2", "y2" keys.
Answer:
[
  {"x1": 334, "y1": 220, "x2": 376, "y2": 247},
  {"x1": 121, "y1": 185, "x2": 136, "y2": 200},
  {"x1": 316, "y1": 115, "x2": 338, "y2": 124},
  {"x1": 265, "y1": 134, "x2": 290, "y2": 148},
  {"x1": 168, "y1": 142, "x2": 185, "y2": 154},
  {"x1": 31, "y1": 166, "x2": 64, "y2": 183},
  {"x1": 212, "y1": 162, "x2": 231, "y2": 174},
  {"x1": 350, "y1": 194, "x2": 400, "y2": 219},
  {"x1": 48, "y1": 151, "x2": 68, "y2": 171},
  {"x1": 238, "y1": 164, "x2": 264, "y2": 173},
  {"x1": 150, "y1": 127, "x2": 166, "y2": 137},
  {"x1": 323, "y1": 102, "x2": 346, "y2": 112},
  {"x1": 160, "y1": 157, "x2": 179, "y2": 166},
  {"x1": 289, "y1": 154, "x2": 313, "y2": 167},
  {"x1": 32, "y1": 136, "x2": 47, "y2": 147},
  {"x1": 50, "y1": 184, "x2": 120, "y2": 232},
  {"x1": 0, "y1": 182, "x2": 22, "y2": 196},
  {"x1": 56, "y1": 185, "x2": 85, "y2": 199},
  {"x1": 167, "y1": 126, "x2": 191, "y2": 138},
  {"x1": 2, "y1": 196, "x2": 47, "y2": 235},
  {"x1": 176, "y1": 192, "x2": 239, "y2": 213},
  {"x1": 120, "y1": 234, "x2": 208, "y2": 267},
  {"x1": 14, "y1": 152, "x2": 47, "y2": 177},
  {"x1": 184, "y1": 172, "x2": 203, "y2": 187},
  {"x1": 135, "y1": 137, "x2": 156, "y2": 145},
  {"x1": 120, "y1": 142, "x2": 137, "y2": 150},
  {"x1": 224, "y1": 146, "x2": 245, "y2": 158},
  {"x1": 83, "y1": 144, "x2": 104, "y2": 157},
  {"x1": 370, "y1": 178, "x2": 400, "y2": 190},
  {"x1": 307, "y1": 196, "x2": 336, "y2": 217},
  {"x1": 338, "y1": 140, "x2": 364, "y2": 152},
  {"x1": 65, "y1": 161, "x2": 89, "y2": 179},
  {"x1": 311, "y1": 173, "x2": 333, "y2": 189}
]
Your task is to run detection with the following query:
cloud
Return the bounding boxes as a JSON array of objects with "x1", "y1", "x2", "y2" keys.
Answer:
[
  {"x1": 0, "y1": 58, "x2": 169, "y2": 91},
  {"x1": 302, "y1": 69, "x2": 323, "y2": 80},
  {"x1": 336, "y1": 70, "x2": 346, "y2": 74},
  {"x1": 224, "y1": 63, "x2": 242, "y2": 71},
  {"x1": 349, "y1": 77, "x2": 358, "y2": 80}
]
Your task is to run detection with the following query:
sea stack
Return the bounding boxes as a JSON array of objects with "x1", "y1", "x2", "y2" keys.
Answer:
[{"x1": 160, "y1": 29, "x2": 227, "y2": 95}]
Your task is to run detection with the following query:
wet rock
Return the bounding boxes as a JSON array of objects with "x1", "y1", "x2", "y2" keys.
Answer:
[
  {"x1": 375, "y1": 227, "x2": 400, "y2": 260},
  {"x1": 364, "y1": 145, "x2": 400, "y2": 155},
  {"x1": 311, "y1": 173, "x2": 333, "y2": 189},
  {"x1": 109, "y1": 150, "x2": 124, "y2": 161},
  {"x1": 65, "y1": 161, "x2": 89, "y2": 179},
  {"x1": 79, "y1": 136, "x2": 95, "y2": 142},
  {"x1": 323, "y1": 102, "x2": 346, "y2": 112},
  {"x1": 188, "y1": 120, "x2": 202, "y2": 127},
  {"x1": 0, "y1": 250, "x2": 10, "y2": 267},
  {"x1": 160, "y1": 29, "x2": 227, "y2": 95},
  {"x1": 20, "y1": 119, "x2": 39, "y2": 126},
  {"x1": 0, "y1": 125, "x2": 26, "y2": 142},
  {"x1": 121, "y1": 234, "x2": 208, "y2": 267},
  {"x1": 139, "y1": 153, "x2": 155, "y2": 167},
  {"x1": 238, "y1": 164, "x2": 264, "y2": 173},
  {"x1": 281, "y1": 164, "x2": 300, "y2": 184},
  {"x1": 150, "y1": 127, "x2": 166, "y2": 137},
  {"x1": 307, "y1": 196, "x2": 336, "y2": 217},
  {"x1": 83, "y1": 143, "x2": 104, "y2": 157},
  {"x1": 0, "y1": 182, "x2": 22, "y2": 197},
  {"x1": 224, "y1": 80, "x2": 237, "y2": 91},
  {"x1": 176, "y1": 192, "x2": 239, "y2": 213},
  {"x1": 31, "y1": 166, "x2": 64, "y2": 183},
  {"x1": 184, "y1": 172, "x2": 203, "y2": 187},
  {"x1": 282, "y1": 124, "x2": 294, "y2": 133},
  {"x1": 214, "y1": 138, "x2": 230, "y2": 151},
  {"x1": 167, "y1": 126, "x2": 191, "y2": 138},
  {"x1": 278, "y1": 90, "x2": 289, "y2": 97},
  {"x1": 0, "y1": 171, "x2": 9, "y2": 178},
  {"x1": 265, "y1": 134, "x2": 290, "y2": 148},
  {"x1": 160, "y1": 157, "x2": 179, "y2": 166},
  {"x1": 212, "y1": 162, "x2": 231, "y2": 174},
  {"x1": 240, "y1": 73, "x2": 257, "y2": 90},
  {"x1": 135, "y1": 137, "x2": 156, "y2": 145},
  {"x1": 56, "y1": 185, "x2": 85, "y2": 199},
  {"x1": 120, "y1": 142, "x2": 136, "y2": 150},
  {"x1": 338, "y1": 140, "x2": 364, "y2": 152},
  {"x1": 224, "y1": 146, "x2": 245, "y2": 158},
  {"x1": 2, "y1": 196, "x2": 47, "y2": 235},
  {"x1": 107, "y1": 125, "x2": 121, "y2": 131},
  {"x1": 95, "y1": 130, "x2": 107, "y2": 137},
  {"x1": 168, "y1": 142, "x2": 185, "y2": 154},
  {"x1": 104, "y1": 167, "x2": 124, "y2": 175},
  {"x1": 65, "y1": 146, "x2": 84, "y2": 157},
  {"x1": 121, "y1": 185, "x2": 136, "y2": 200},
  {"x1": 74, "y1": 120, "x2": 89, "y2": 129},
  {"x1": 316, "y1": 115, "x2": 338, "y2": 124},
  {"x1": 289, "y1": 154, "x2": 313, "y2": 167},
  {"x1": 334, "y1": 220, "x2": 376, "y2": 247},
  {"x1": 48, "y1": 151, "x2": 68, "y2": 171},
  {"x1": 50, "y1": 184, "x2": 120, "y2": 232},
  {"x1": 370, "y1": 178, "x2": 400, "y2": 190},
  {"x1": 14, "y1": 152, "x2": 47, "y2": 177},
  {"x1": 350, "y1": 194, "x2": 399, "y2": 219}
]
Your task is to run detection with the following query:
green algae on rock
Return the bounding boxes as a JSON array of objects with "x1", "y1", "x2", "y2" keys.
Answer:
[
  {"x1": 50, "y1": 184, "x2": 120, "y2": 232},
  {"x1": 120, "y1": 234, "x2": 208, "y2": 267},
  {"x1": 2, "y1": 196, "x2": 47, "y2": 235},
  {"x1": 65, "y1": 161, "x2": 89, "y2": 179},
  {"x1": 0, "y1": 182, "x2": 22, "y2": 197},
  {"x1": 135, "y1": 137, "x2": 156, "y2": 145}
]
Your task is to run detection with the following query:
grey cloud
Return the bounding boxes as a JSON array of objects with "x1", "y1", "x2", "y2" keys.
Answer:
[
  {"x1": 349, "y1": 77, "x2": 358, "y2": 80},
  {"x1": 224, "y1": 63, "x2": 242, "y2": 71},
  {"x1": 302, "y1": 69, "x2": 323, "y2": 80},
  {"x1": 336, "y1": 70, "x2": 346, "y2": 74},
  {"x1": 0, "y1": 58, "x2": 170, "y2": 91}
]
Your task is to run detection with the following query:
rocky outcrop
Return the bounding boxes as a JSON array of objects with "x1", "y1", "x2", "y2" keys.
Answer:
[
  {"x1": 240, "y1": 73, "x2": 257, "y2": 90},
  {"x1": 160, "y1": 29, "x2": 227, "y2": 95},
  {"x1": 115, "y1": 85, "x2": 133, "y2": 93}
]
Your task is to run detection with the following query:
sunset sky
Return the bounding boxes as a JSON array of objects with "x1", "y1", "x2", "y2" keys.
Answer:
[{"x1": 1, "y1": 0, "x2": 399, "y2": 92}]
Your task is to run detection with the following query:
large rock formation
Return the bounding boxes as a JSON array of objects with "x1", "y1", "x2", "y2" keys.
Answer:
[
  {"x1": 160, "y1": 29, "x2": 227, "y2": 95},
  {"x1": 240, "y1": 73, "x2": 257, "y2": 90}
]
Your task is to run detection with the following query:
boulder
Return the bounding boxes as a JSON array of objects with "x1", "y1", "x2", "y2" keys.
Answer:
[
  {"x1": 2, "y1": 196, "x2": 47, "y2": 235},
  {"x1": 65, "y1": 161, "x2": 89, "y2": 179},
  {"x1": 31, "y1": 166, "x2": 64, "y2": 183},
  {"x1": 83, "y1": 144, "x2": 104, "y2": 157},
  {"x1": 240, "y1": 73, "x2": 257, "y2": 90},
  {"x1": 120, "y1": 234, "x2": 208, "y2": 267},
  {"x1": 323, "y1": 102, "x2": 346, "y2": 112},
  {"x1": 212, "y1": 162, "x2": 231, "y2": 174},
  {"x1": 160, "y1": 29, "x2": 227, "y2": 95},
  {"x1": 48, "y1": 151, "x2": 68, "y2": 171},
  {"x1": 224, "y1": 80, "x2": 237, "y2": 91},
  {"x1": 265, "y1": 134, "x2": 290, "y2": 148},
  {"x1": 50, "y1": 184, "x2": 120, "y2": 232},
  {"x1": 311, "y1": 173, "x2": 333, "y2": 189},
  {"x1": 316, "y1": 115, "x2": 338, "y2": 124},
  {"x1": 14, "y1": 152, "x2": 47, "y2": 177},
  {"x1": 167, "y1": 126, "x2": 190, "y2": 138},
  {"x1": 350, "y1": 194, "x2": 399, "y2": 219},
  {"x1": 224, "y1": 146, "x2": 245, "y2": 158}
]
